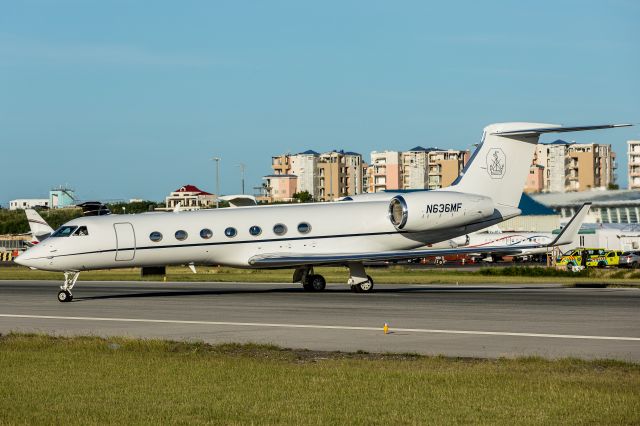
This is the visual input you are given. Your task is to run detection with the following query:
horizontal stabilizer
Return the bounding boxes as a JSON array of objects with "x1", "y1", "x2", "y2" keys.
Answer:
[{"x1": 492, "y1": 124, "x2": 631, "y2": 136}]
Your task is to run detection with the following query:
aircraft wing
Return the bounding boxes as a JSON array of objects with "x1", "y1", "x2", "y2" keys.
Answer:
[
  {"x1": 248, "y1": 245, "x2": 526, "y2": 267},
  {"x1": 249, "y1": 203, "x2": 591, "y2": 268}
]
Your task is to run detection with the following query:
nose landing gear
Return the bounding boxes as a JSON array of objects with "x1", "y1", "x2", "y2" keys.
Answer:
[{"x1": 58, "y1": 271, "x2": 80, "y2": 302}]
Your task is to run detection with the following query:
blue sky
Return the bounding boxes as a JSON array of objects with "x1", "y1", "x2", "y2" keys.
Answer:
[{"x1": 1, "y1": 0, "x2": 638, "y2": 205}]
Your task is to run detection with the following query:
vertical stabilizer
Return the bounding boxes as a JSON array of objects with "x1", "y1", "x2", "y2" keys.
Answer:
[
  {"x1": 25, "y1": 209, "x2": 54, "y2": 241},
  {"x1": 446, "y1": 122, "x2": 631, "y2": 208}
]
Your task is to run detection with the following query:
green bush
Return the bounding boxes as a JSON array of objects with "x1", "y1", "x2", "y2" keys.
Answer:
[{"x1": 479, "y1": 266, "x2": 590, "y2": 277}]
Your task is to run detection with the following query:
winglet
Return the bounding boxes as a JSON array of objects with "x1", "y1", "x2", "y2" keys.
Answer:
[{"x1": 549, "y1": 203, "x2": 591, "y2": 246}]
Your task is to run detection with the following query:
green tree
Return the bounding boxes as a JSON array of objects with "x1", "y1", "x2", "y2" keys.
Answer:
[{"x1": 293, "y1": 191, "x2": 313, "y2": 203}]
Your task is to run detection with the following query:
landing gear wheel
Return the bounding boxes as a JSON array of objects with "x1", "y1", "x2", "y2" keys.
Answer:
[
  {"x1": 302, "y1": 282, "x2": 314, "y2": 291},
  {"x1": 57, "y1": 290, "x2": 73, "y2": 303},
  {"x1": 352, "y1": 275, "x2": 374, "y2": 293},
  {"x1": 309, "y1": 274, "x2": 326, "y2": 291}
]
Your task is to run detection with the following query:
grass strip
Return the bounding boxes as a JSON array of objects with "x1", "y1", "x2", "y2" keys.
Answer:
[
  {"x1": 1, "y1": 265, "x2": 640, "y2": 286},
  {"x1": 0, "y1": 334, "x2": 638, "y2": 425}
]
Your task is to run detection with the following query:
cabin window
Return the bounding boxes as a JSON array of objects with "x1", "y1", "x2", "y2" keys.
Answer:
[
  {"x1": 225, "y1": 227, "x2": 237, "y2": 238},
  {"x1": 249, "y1": 226, "x2": 262, "y2": 236},
  {"x1": 297, "y1": 222, "x2": 311, "y2": 234},
  {"x1": 175, "y1": 230, "x2": 188, "y2": 241},
  {"x1": 149, "y1": 231, "x2": 163, "y2": 242},
  {"x1": 51, "y1": 226, "x2": 77, "y2": 238},
  {"x1": 72, "y1": 226, "x2": 89, "y2": 236},
  {"x1": 273, "y1": 223, "x2": 287, "y2": 236},
  {"x1": 200, "y1": 228, "x2": 213, "y2": 239}
]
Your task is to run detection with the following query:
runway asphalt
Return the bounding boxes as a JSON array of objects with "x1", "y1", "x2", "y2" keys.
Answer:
[{"x1": 0, "y1": 280, "x2": 639, "y2": 361}]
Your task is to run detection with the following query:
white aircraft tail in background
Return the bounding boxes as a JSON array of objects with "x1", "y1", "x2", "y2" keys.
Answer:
[{"x1": 25, "y1": 209, "x2": 54, "y2": 245}]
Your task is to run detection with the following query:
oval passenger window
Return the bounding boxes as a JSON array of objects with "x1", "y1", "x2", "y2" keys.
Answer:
[
  {"x1": 297, "y1": 222, "x2": 311, "y2": 234},
  {"x1": 225, "y1": 227, "x2": 237, "y2": 238},
  {"x1": 175, "y1": 230, "x2": 188, "y2": 241},
  {"x1": 273, "y1": 224, "x2": 287, "y2": 235},
  {"x1": 149, "y1": 232, "x2": 163, "y2": 242},
  {"x1": 249, "y1": 226, "x2": 262, "y2": 236},
  {"x1": 200, "y1": 228, "x2": 213, "y2": 239}
]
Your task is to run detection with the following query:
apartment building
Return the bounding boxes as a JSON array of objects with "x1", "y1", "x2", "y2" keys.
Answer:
[
  {"x1": 525, "y1": 140, "x2": 616, "y2": 193},
  {"x1": 426, "y1": 149, "x2": 469, "y2": 190},
  {"x1": 262, "y1": 175, "x2": 298, "y2": 202},
  {"x1": 265, "y1": 150, "x2": 364, "y2": 202},
  {"x1": 317, "y1": 151, "x2": 363, "y2": 201},
  {"x1": 290, "y1": 150, "x2": 320, "y2": 198},
  {"x1": 629, "y1": 140, "x2": 640, "y2": 190},
  {"x1": 401, "y1": 147, "x2": 429, "y2": 190},
  {"x1": 368, "y1": 151, "x2": 402, "y2": 193},
  {"x1": 566, "y1": 143, "x2": 615, "y2": 191}
]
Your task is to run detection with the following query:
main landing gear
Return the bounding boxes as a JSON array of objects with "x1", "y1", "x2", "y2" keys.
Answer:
[
  {"x1": 57, "y1": 271, "x2": 80, "y2": 303},
  {"x1": 347, "y1": 262, "x2": 374, "y2": 293},
  {"x1": 294, "y1": 266, "x2": 326, "y2": 291},
  {"x1": 293, "y1": 262, "x2": 374, "y2": 293}
]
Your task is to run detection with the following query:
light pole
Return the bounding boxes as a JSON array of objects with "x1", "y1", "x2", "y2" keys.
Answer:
[
  {"x1": 238, "y1": 163, "x2": 246, "y2": 195},
  {"x1": 212, "y1": 157, "x2": 221, "y2": 208}
]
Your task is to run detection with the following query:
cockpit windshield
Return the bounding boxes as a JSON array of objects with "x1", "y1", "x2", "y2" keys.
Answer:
[{"x1": 50, "y1": 226, "x2": 78, "y2": 238}]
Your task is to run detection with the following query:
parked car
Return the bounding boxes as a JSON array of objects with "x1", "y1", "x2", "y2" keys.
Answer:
[
  {"x1": 557, "y1": 248, "x2": 606, "y2": 269},
  {"x1": 618, "y1": 251, "x2": 640, "y2": 269},
  {"x1": 586, "y1": 250, "x2": 623, "y2": 268}
]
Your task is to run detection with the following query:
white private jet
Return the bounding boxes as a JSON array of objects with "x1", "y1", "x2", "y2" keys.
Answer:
[{"x1": 15, "y1": 122, "x2": 629, "y2": 302}]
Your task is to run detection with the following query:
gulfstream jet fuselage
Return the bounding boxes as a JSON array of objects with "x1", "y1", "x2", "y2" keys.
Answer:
[{"x1": 15, "y1": 122, "x2": 629, "y2": 302}]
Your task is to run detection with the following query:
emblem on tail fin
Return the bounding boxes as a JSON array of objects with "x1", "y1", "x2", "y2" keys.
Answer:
[{"x1": 487, "y1": 148, "x2": 506, "y2": 179}]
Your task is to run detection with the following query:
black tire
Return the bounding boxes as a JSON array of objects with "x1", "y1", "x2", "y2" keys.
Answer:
[
  {"x1": 57, "y1": 290, "x2": 72, "y2": 303},
  {"x1": 597, "y1": 261, "x2": 607, "y2": 269},
  {"x1": 309, "y1": 274, "x2": 326, "y2": 291},
  {"x1": 632, "y1": 261, "x2": 639, "y2": 269},
  {"x1": 302, "y1": 281, "x2": 314, "y2": 291}
]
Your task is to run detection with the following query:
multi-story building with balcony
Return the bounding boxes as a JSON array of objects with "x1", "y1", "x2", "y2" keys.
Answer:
[
  {"x1": 629, "y1": 140, "x2": 640, "y2": 190},
  {"x1": 264, "y1": 150, "x2": 364, "y2": 202},
  {"x1": 426, "y1": 149, "x2": 469, "y2": 190},
  {"x1": 368, "y1": 151, "x2": 402, "y2": 193},
  {"x1": 525, "y1": 140, "x2": 616, "y2": 193},
  {"x1": 317, "y1": 150, "x2": 364, "y2": 201}
]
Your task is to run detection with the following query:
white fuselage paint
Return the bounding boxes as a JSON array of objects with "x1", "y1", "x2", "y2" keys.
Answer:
[{"x1": 17, "y1": 193, "x2": 500, "y2": 272}]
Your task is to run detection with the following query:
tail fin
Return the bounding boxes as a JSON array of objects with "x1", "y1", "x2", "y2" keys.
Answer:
[
  {"x1": 447, "y1": 122, "x2": 631, "y2": 208},
  {"x1": 25, "y1": 209, "x2": 54, "y2": 240},
  {"x1": 549, "y1": 203, "x2": 591, "y2": 246}
]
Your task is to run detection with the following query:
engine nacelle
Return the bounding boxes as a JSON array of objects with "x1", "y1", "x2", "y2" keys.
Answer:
[{"x1": 388, "y1": 191, "x2": 495, "y2": 232}]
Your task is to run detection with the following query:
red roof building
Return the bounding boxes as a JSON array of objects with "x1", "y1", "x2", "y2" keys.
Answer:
[{"x1": 165, "y1": 184, "x2": 216, "y2": 210}]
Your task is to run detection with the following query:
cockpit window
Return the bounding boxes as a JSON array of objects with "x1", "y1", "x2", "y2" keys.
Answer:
[
  {"x1": 73, "y1": 226, "x2": 89, "y2": 236},
  {"x1": 50, "y1": 226, "x2": 78, "y2": 238}
]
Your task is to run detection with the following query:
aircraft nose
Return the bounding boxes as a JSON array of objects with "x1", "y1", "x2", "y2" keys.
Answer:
[
  {"x1": 14, "y1": 252, "x2": 30, "y2": 267},
  {"x1": 14, "y1": 246, "x2": 46, "y2": 268}
]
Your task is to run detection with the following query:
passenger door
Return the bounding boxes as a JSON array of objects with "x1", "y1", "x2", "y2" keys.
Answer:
[{"x1": 114, "y1": 223, "x2": 136, "y2": 261}]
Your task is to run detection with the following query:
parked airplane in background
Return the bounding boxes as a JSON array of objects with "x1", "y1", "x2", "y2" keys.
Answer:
[
  {"x1": 23, "y1": 209, "x2": 54, "y2": 247},
  {"x1": 15, "y1": 122, "x2": 629, "y2": 302},
  {"x1": 428, "y1": 206, "x2": 591, "y2": 261}
]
